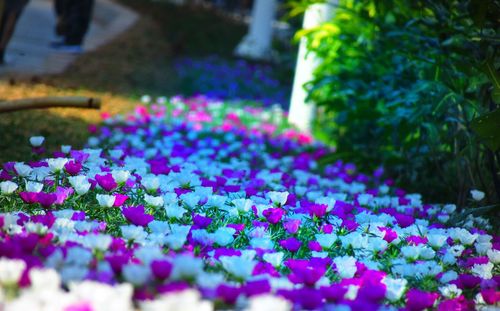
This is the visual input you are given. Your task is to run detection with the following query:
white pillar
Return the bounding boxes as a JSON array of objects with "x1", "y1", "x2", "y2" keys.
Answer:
[
  {"x1": 234, "y1": 0, "x2": 277, "y2": 60},
  {"x1": 288, "y1": 3, "x2": 335, "y2": 133}
]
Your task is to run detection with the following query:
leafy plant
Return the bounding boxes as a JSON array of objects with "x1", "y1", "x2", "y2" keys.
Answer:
[{"x1": 289, "y1": 0, "x2": 500, "y2": 207}]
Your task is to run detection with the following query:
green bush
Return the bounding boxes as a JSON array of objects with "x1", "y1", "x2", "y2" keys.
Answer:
[{"x1": 290, "y1": 0, "x2": 500, "y2": 206}]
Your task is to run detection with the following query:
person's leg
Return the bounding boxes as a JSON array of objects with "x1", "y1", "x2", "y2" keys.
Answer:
[
  {"x1": 0, "y1": 0, "x2": 29, "y2": 64},
  {"x1": 54, "y1": 0, "x2": 68, "y2": 37},
  {"x1": 64, "y1": 0, "x2": 93, "y2": 46}
]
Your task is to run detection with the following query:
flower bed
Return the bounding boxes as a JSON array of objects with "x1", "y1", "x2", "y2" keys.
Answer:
[
  {"x1": 0, "y1": 96, "x2": 498, "y2": 310},
  {"x1": 175, "y1": 57, "x2": 290, "y2": 107}
]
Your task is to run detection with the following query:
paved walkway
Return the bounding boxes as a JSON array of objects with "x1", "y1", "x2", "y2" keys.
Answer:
[{"x1": 0, "y1": 0, "x2": 138, "y2": 77}]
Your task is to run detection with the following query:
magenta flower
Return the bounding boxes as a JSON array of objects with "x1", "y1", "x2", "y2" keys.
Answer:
[
  {"x1": 55, "y1": 187, "x2": 73, "y2": 204},
  {"x1": 481, "y1": 288, "x2": 499, "y2": 305},
  {"x1": 378, "y1": 226, "x2": 398, "y2": 243},
  {"x1": 406, "y1": 289, "x2": 438, "y2": 311},
  {"x1": 216, "y1": 284, "x2": 241, "y2": 305},
  {"x1": 280, "y1": 237, "x2": 302, "y2": 252},
  {"x1": 283, "y1": 219, "x2": 301, "y2": 234},
  {"x1": 95, "y1": 173, "x2": 118, "y2": 192},
  {"x1": 309, "y1": 204, "x2": 327, "y2": 219},
  {"x1": 243, "y1": 279, "x2": 271, "y2": 297},
  {"x1": 113, "y1": 194, "x2": 129, "y2": 207},
  {"x1": 19, "y1": 192, "x2": 38, "y2": 204},
  {"x1": 263, "y1": 208, "x2": 285, "y2": 224},
  {"x1": 395, "y1": 213, "x2": 415, "y2": 228},
  {"x1": 151, "y1": 260, "x2": 172, "y2": 280},
  {"x1": 64, "y1": 160, "x2": 82, "y2": 175},
  {"x1": 122, "y1": 205, "x2": 154, "y2": 226},
  {"x1": 36, "y1": 192, "x2": 58, "y2": 208},
  {"x1": 321, "y1": 284, "x2": 348, "y2": 302},
  {"x1": 407, "y1": 235, "x2": 428, "y2": 246},
  {"x1": 193, "y1": 214, "x2": 212, "y2": 228},
  {"x1": 286, "y1": 259, "x2": 326, "y2": 286}
]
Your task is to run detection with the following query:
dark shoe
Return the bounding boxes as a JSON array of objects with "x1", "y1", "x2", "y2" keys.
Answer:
[{"x1": 51, "y1": 44, "x2": 84, "y2": 54}]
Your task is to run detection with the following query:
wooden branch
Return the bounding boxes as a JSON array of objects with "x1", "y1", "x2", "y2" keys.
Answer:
[{"x1": 0, "y1": 96, "x2": 101, "y2": 113}]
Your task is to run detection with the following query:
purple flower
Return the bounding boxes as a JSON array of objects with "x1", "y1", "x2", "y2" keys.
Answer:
[
  {"x1": 280, "y1": 237, "x2": 302, "y2": 252},
  {"x1": 263, "y1": 208, "x2": 285, "y2": 224},
  {"x1": 309, "y1": 204, "x2": 328, "y2": 219},
  {"x1": 113, "y1": 194, "x2": 129, "y2": 207},
  {"x1": 64, "y1": 160, "x2": 82, "y2": 175},
  {"x1": 395, "y1": 213, "x2": 415, "y2": 228},
  {"x1": 122, "y1": 205, "x2": 154, "y2": 226},
  {"x1": 283, "y1": 219, "x2": 301, "y2": 234},
  {"x1": 406, "y1": 289, "x2": 438, "y2": 311},
  {"x1": 36, "y1": 192, "x2": 58, "y2": 208},
  {"x1": 243, "y1": 279, "x2": 271, "y2": 297},
  {"x1": 151, "y1": 260, "x2": 172, "y2": 280},
  {"x1": 286, "y1": 259, "x2": 326, "y2": 286},
  {"x1": 193, "y1": 214, "x2": 212, "y2": 228},
  {"x1": 216, "y1": 284, "x2": 241, "y2": 305},
  {"x1": 321, "y1": 284, "x2": 347, "y2": 302},
  {"x1": 95, "y1": 173, "x2": 117, "y2": 192}
]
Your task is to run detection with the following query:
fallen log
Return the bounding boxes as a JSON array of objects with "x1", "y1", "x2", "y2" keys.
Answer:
[{"x1": 0, "y1": 96, "x2": 101, "y2": 113}]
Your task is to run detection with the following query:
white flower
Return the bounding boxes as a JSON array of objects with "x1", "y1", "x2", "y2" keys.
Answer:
[
  {"x1": 333, "y1": 256, "x2": 357, "y2": 279},
  {"x1": 121, "y1": 225, "x2": 147, "y2": 242},
  {"x1": 487, "y1": 249, "x2": 500, "y2": 263},
  {"x1": 122, "y1": 264, "x2": 151, "y2": 286},
  {"x1": 439, "y1": 284, "x2": 462, "y2": 298},
  {"x1": 82, "y1": 234, "x2": 112, "y2": 251},
  {"x1": 68, "y1": 175, "x2": 91, "y2": 195},
  {"x1": 232, "y1": 198, "x2": 253, "y2": 213},
  {"x1": 141, "y1": 95, "x2": 152, "y2": 103},
  {"x1": 171, "y1": 255, "x2": 204, "y2": 280},
  {"x1": 315, "y1": 233, "x2": 337, "y2": 249},
  {"x1": 0, "y1": 181, "x2": 18, "y2": 194},
  {"x1": 14, "y1": 162, "x2": 32, "y2": 177},
  {"x1": 262, "y1": 252, "x2": 284, "y2": 267},
  {"x1": 164, "y1": 204, "x2": 187, "y2": 219},
  {"x1": 25, "y1": 181, "x2": 44, "y2": 193},
  {"x1": 427, "y1": 234, "x2": 448, "y2": 248},
  {"x1": 0, "y1": 257, "x2": 26, "y2": 284},
  {"x1": 29, "y1": 136, "x2": 45, "y2": 147},
  {"x1": 470, "y1": 190, "x2": 485, "y2": 201},
  {"x1": 69, "y1": 281, "x2": 134, "y2": 311},
  {"x1": 47, "y1": 158, "x2": 69, "y2": 172},
  {"x1": 219, "y1": 255, "x2": 256, "y2": 280},
  {"x1": 29, "y1": 268, "x2": 61, "y2": 291},
  {"x1": 140, "y1": 289, "x2": 212, "y2": 311},
  {"x1": 212, "y1": 227, "x2": 236, "y2": 246},
  {"x1": 165, "y1": 234, "x2": 187, "y2": 250},
  {"x1": 247, "y1": 294, "x2": 292, "y2": 311},
  {"x1": 382, "y1": 277, "x2": 407, "y2": 301},
  {"x1": 145, "y1": 194, "x2": 164, "y2": 207},
  {"x1": 96, "y1": 194, "x2": 115, "y2": 207},
  {"x1": 440, "y1": 271, "x2": 458, "y2": 283},
  {"x1": 142, "y1": 176, "x2": 160, "y2": 191},
  {"x1": 61, "y1": 145, "x2": 72, "y2": 153},
  {"x1": 111, "y1": 170, "x2": 130, "y2": 183},
  {"x1": 267, "y1": 191, "x2": 289, "y2": 206},
  {"x1": 471, "y1": 262, "x2": 494, "y2": 279},
  {"x1": 180, "y1": 193, "x2": 201, "y2": 209}
]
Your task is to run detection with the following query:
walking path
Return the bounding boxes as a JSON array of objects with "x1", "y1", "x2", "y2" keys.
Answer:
[{"x1": 0, "y1": 0, "x2": 138, "y2": 77}]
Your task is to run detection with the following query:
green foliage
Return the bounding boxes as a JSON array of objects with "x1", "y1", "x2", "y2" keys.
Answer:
[{"x1": 291, "y1": 0, "x2": 500, "y2": 205}]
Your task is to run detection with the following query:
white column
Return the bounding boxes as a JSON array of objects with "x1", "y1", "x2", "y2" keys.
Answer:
[
  {"x1": 288, "y1": 2, "x2": 335, "y2": 133},
  {"x1": 234, "y1": 0, "x2": 277, "y2": 60}
]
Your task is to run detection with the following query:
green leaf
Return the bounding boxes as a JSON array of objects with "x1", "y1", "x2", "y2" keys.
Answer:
[
  {"x1": 493, "y1": 88, "x2": 500, "y2": 104},
  {"x1": 471, "y1": 108, "x2": 500, "y2": 151}
]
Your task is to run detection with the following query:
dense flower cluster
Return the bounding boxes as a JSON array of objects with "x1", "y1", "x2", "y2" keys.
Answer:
[
  {"x1": 0, "y1": 96, "x2": 498, "y2": 310},
  {"x1": 175, "y1": 56, "x2": 290, "y2": 107}
]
